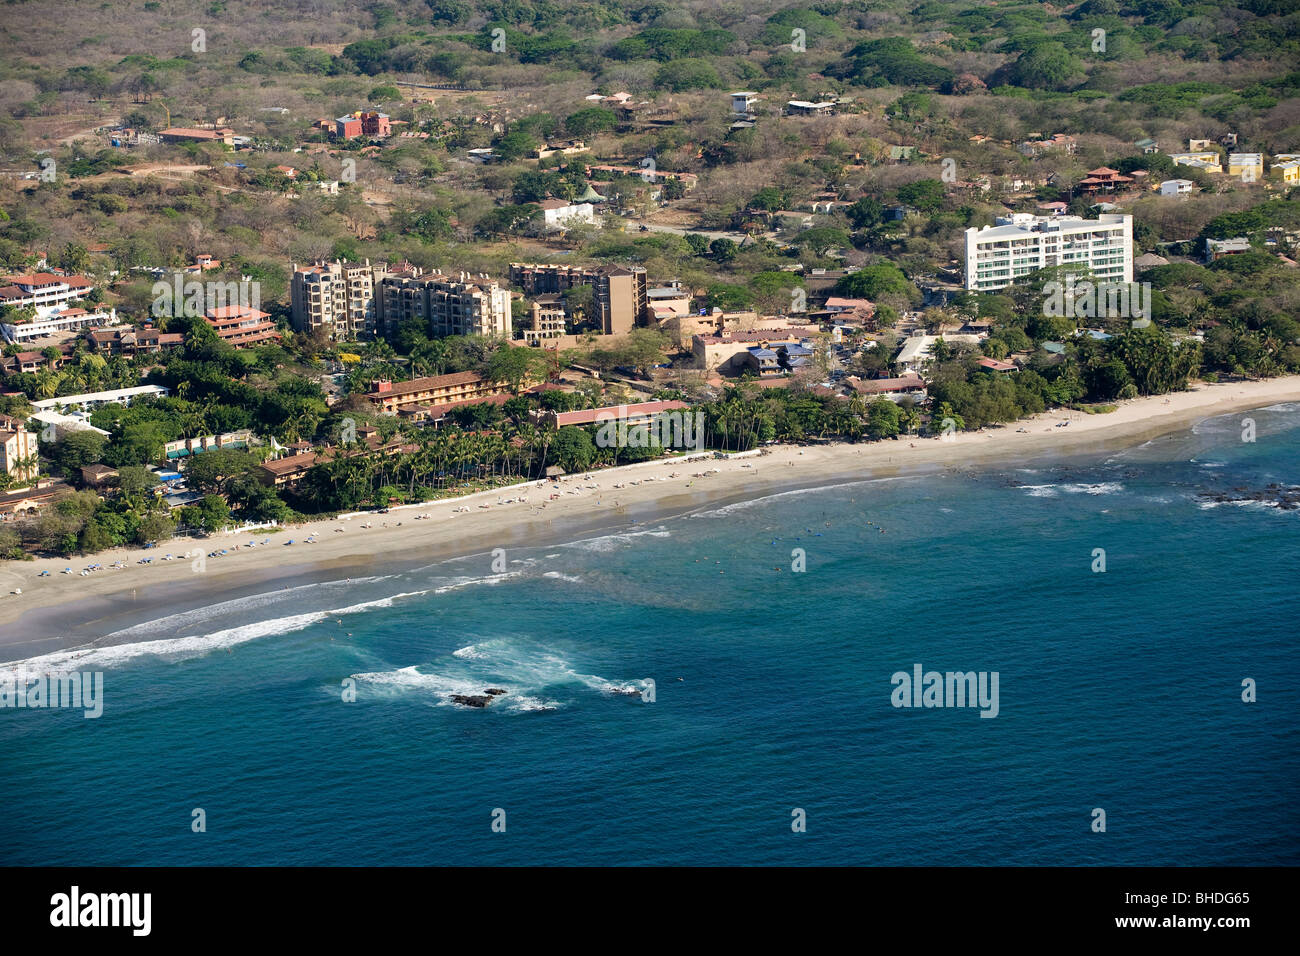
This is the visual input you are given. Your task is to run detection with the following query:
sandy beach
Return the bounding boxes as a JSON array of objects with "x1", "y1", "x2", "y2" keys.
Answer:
[{"x1": 2, "y1": 376, "x2": 1297, "y2": 658}]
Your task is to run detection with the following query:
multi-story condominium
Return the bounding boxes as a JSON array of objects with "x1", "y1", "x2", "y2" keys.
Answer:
[
  {"x1": 291, "y1": 260, "x2": 380, "y2": 340},
  {"x1": 376, "y1": 270, "x2": 511, "y2": 339},
  {"x1": 646, "y1": 284, "x2": 693, "y2": 324},
  {"x1": 363, "y1": 371, "x2": 506, "y2": 416},
  {"x1": 509, "y1": 263, "x2": 592, "y2": 295},
  {"x1": 0, "y1": 414, "x2": 38, "y2": 487},
  {"x1": 507, "y1": 262, "x2": 649, "y2": 335},
  {"x1": 203, "y1": 304, "x2": 280, "y2": 348},
  {"x1": 522, "y1": 295, "x2": 567, "y2": 345},
  {"x1": 0, "y1": 273, "x2": 95, "y2": 311},
  {"x1": 595, "y1": 265, "x2": 648, "y2": 335},
  {"x1": 963, "y1": 213, "x2": 1133, "y2": 292},
  {"x1": 0, "y1": 305, "x2": 116, "y2": 344}
]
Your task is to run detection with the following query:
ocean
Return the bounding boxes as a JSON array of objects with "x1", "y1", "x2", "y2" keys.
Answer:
[{"x1": 2, "y1": 404, "x2": 1297, "y2": 866}]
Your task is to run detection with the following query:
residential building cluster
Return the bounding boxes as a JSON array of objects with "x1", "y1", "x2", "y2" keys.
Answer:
[{"x1": 963, "y1": 213, "x2": 1134, "y2": 292}]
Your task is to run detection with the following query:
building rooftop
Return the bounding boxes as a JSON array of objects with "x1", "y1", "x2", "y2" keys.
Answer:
[
  {"x1": 551, "y1": 400, "x2": 689, "y2": 427},
  {"x1": 366, "y1": 371, "x2": 486, "y2": 400}
]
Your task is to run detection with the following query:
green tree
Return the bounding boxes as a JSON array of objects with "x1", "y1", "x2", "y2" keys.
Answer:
[
  {"x1": 136, "y1": 512, "x2": 176, "y2": 545},
  {"x1": 550, "y1": 426, "x2": 595, "y2": 472},
  {"x1": 564, "y1": 107, "x2": 616, "y2": 139},
  {"x1": 896, "y1": 179, "x2": 945, "y2": 213},
  {"x1": 182, "y1": 494, "x2": 231, "y2": 534},
  {"x1": 836, "y1": 264, "x2": 910, "y2": 300},
  {"x1": 1009, "y1": 42, "x2": 1082, "y2": 91},
  {"x1": 486, "y1": 345, "x2": 544, "y2": 394},
  {"x1": 49, "y1": 431, "x2": 108, "y2": 474},
  {"x1": 866, "y1": 399, "x2": 902, "y2": 439}
]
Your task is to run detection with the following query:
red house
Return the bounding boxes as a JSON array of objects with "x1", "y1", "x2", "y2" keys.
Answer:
[{"x1": 1077, "y1": 167, "x2": 1134, "y2": 195}]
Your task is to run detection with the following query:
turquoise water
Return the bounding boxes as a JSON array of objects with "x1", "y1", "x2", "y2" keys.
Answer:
[{"x1": 2, "y1": 405, "x2": 1297, "y2": 865}]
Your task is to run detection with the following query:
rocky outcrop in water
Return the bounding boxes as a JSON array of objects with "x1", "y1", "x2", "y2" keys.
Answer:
[
  {"x1": 451, "y1": 694, "x2": 496, "y2": 707},
  {"x1": 1199, "y1": 483, "x2": 1300, "y2": 510}
]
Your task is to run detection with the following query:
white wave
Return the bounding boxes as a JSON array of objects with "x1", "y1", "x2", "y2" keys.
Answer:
[
  {"x1": 1020, "y1": 484, "x2": 1059, "y2": 497},
  {"x1": 1060, "y1": 482, "x2": 1124, "y2": 495},
  {"x1": 4, "y1": 610, "x2": 334, "y2": 679},
  {"x1": 542, "y1": 571, "x2": 583, "y2": 583},
  {"x1": 353, "y1": 664, "x2": 487, "y2": 700},
  {"x1": 1198, "y1": 498, "x2": 1292, "y2": 512},
  {"x1": 564, "y1": 527, "x2": 671, "y2": 552},
  {"x1": 431, "y1": 569, "x2": 524, "y2": 593},
  {"x1": 703, "y1": 475, "x2": 916, "y2": 516},
  {"x1": 28, "y1": 567, "x2": 532, "y2": 679},
  {"x1": 510, "y1": 695, "x2": 562, "y2": 712},
  {"x1": 355, "y1": 638, "x2": 642, "y2": 713}
]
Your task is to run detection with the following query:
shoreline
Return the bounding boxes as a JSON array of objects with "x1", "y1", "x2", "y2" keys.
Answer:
[{"x1": 2, "y1": 376, "x2": 1297, "y2": 661}]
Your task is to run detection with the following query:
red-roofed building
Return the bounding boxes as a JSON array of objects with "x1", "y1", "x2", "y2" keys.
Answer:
[
  {"x1": 335, "y1": 111, "x2": 391, "y2": 140},
  {"x1": 1077, "y1": 167, "x2": 1134, "y2": 195},
  {"x1": 365, "y1": 371, "x2": 506, "y2": 416},
  {"x1": 0, "y1": 273, "x2": 95, "y2": 310},
  {"x1": 847, "y1": 375, "x2": 927, "y2": 396},
  {"x1": 977, "y1": 357, "x2": 1017, "y2": 372},
  {"x1": 203, "y1": 304, "x2": 279, "y2": 348},
  {"x1": 537, "y1": 400, "x2": 690, "y2": 430},
  {"x1": 86, "y1": 327, "x2": 185, "y2": 356}
]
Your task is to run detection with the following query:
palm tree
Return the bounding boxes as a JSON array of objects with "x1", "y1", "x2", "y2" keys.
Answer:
[
  {"x1": 34, "y1": 370, "x2": 61, "y2": 399},
  {"x1": 10, "y1": 452, "x2": 39, "y2": 484}
]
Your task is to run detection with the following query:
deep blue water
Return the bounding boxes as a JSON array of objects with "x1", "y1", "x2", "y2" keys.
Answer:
[{"x1": 2, "y1": 404, "x2": 1297, "y2": 865}]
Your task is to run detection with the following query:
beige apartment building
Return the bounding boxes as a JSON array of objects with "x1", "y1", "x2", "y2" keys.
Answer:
[
  {"x1": 508, "y1": 263, "x2": 649, "y2": 335},
  {"x1": 291, "y1": 259, "x2": 381, "y2": 340},
  {"x1": 596, "y1": 266, "x2": 648, "y2": 335},
  {"x1": 377, "y1": 270, "x2": 511, "y2": 340}
]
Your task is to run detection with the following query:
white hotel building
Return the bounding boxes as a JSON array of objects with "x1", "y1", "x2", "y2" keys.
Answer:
[{"x1": 964, "y1": 213, "x2": 1133, "y2": 292}]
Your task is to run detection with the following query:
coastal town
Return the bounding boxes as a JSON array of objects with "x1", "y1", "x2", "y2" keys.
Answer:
[
  {"x1": 3, "y1": 0, "x2": 1300, "y2": 912},
  {"x1": 0, "y1": 1, "x2": 1298, "y2": 578}
]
